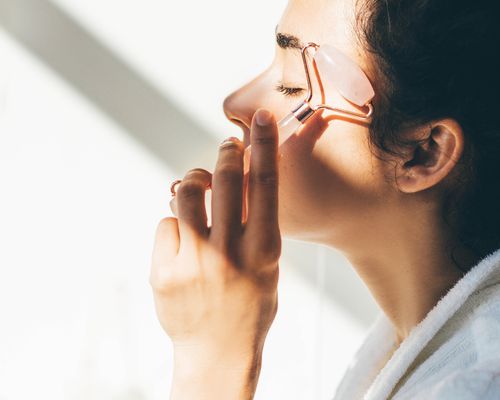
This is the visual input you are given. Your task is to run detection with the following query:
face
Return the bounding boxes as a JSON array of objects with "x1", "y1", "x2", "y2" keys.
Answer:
[{"x1": 223, "y1": 0, "x2": 399, "y2": 251}]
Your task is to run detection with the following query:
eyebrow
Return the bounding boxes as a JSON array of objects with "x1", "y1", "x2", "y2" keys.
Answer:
[{"x1": 275, "y1": 25, "x2": 303, "y2": 50}]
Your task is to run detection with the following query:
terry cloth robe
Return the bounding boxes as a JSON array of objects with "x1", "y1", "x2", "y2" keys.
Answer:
[{"x1": 332, "y1": 247, "x2": 500, "y2": 400}]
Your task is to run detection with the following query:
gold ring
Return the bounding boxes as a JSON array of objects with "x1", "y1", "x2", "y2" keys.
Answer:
[{"x1": 170, "y1": 179, "x2": 182, "y2": 197}]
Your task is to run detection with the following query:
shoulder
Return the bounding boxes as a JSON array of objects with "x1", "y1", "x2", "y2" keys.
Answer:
[
  {"x1": 461, "y1": 277, "x2": 500, "y2": 361},
  {"x1": 425, "y1": 367, "x2": 500, "y2": 400},
  {"x1": 430, "y1": 278, "x2": 500, "y2": 369},
  {"x1": 392, "y1": 280, "x2": 500, "y2": 399}
]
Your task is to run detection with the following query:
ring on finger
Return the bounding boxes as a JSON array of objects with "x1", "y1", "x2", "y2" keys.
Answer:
[
  {"x1": 170, "y1": 177, "x2": 212, "y2": 197},
  {"x1": 170, "y1": 179, "x2": 182, "y2": 197}
]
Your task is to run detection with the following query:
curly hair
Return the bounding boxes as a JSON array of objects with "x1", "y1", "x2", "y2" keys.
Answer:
[{"x1": 353, "y1": 0, "x2": 500, "y2": 272}]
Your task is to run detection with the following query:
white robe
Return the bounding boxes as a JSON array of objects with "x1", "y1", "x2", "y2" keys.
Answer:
[{"x1": 332, "y1": 247, "x2": 500, "y2": 400}]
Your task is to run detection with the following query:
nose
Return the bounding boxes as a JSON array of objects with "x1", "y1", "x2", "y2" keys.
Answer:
[
  {"x1": 222, "y1": 73, "x2": 269, "y2": 146},
  {"x1": 223, "y1": 90, "x2": 254, "y2": 149},
  {"x1": 223, "y1": 92, "x2": 252, "y2": 131},
  {"x1": 223, "y1": 85, "x2": 257, "y2": 130}
]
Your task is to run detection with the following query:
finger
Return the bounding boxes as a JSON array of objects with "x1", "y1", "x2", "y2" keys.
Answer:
[
  {"x1": 150, "y1": 217, "x2": 180, "y2": 289},
  {"x1": 152, "y1": 216, "x2": 180, "y2": 261},
  {"x1": 169, "y1": 197, "x2": 178, "y2": 217},
  {"x1": 210, "y1": 136, "x2": 244, "y2": 249},
  {"x1": 176, "y1": 168, "x2": 212, "y2": 246},
  {"x1": 245, "y1": 109, "x2": 280, "y2": 239}
]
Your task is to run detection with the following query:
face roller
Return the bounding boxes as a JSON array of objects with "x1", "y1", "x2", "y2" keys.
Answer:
[
  {"x1": 170, "y1": 42, "x2": 375, "y2": 203},
  {"x1": 241, "y1": 42, "x2": 375, "y2": 175}
]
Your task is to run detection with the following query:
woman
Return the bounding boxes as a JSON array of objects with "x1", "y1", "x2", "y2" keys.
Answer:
[{"x1": 150, "y1": 0, "x2": 500, "y2": 398}]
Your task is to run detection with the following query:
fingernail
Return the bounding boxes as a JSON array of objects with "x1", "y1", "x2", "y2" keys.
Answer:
[
  {"x1": 255, "y1": 109, "x2": 273, "y2": 126},
  {"x1": 220, "y1": 136, "x2": 241, "y2": 147}
]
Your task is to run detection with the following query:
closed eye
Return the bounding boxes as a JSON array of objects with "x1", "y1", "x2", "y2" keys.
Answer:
[{"x1": 275, "y1": 82, "x2": 306, "y2": 98}]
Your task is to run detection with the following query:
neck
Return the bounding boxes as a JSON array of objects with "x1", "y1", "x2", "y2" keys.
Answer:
[{"x1": 328, "y1": 211, "x2": 478, "y2": 344}]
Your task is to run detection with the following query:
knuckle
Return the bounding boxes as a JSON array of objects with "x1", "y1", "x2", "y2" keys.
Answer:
[
  {"x1": 245, "y1": 234, "x2": 281, "y2": 266},
  {"x1": 149, "y1": 265, "x2": 173, "y2": 292},
  {"x1": 254, "y1": 267, "x2": 279, "y2": 292},
  {"x1": 210, "y1": 235, "x2": 241, "y2": 261},
  {"x1": 261, "y1": 238, "x2": 282, "y2": 263},
  {"x1": 155, "y1": 217, "x2": 178, "y2": 240},
  {"x1": 176, "y1": 180, "x2": 205, "y2": 199},
  {"x1": 150, "y1": 265, "x2": 198, "y2": 295},
  {"x1": 250, "y1": 170, "x2": 278, "y2": 186},
  {"x1": 262, "y1": 232, "x2": 281, "y2": 258},
  {"x1": 253, "y1": 136, "x2": 276, "y2": 146},
  {"x1": 149, "y1": 271, "x2": 164, "y2": 291},
  {"x1": 157, "y1": 216, "x2": 176, "y2": 229}
]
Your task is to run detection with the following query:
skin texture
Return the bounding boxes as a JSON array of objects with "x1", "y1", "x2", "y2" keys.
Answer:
[{"x1": 150, "y1": 0, "x2": 480, "y2": 397}]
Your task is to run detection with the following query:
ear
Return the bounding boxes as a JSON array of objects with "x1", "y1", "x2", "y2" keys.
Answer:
[{"x1": 395, "y1": 119, "x2": 465, "y2": 194}]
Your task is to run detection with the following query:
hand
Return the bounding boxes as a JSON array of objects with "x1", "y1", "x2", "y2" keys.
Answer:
[{"x1": 150, "y1": 108, "x2": 282, "y2": 398}]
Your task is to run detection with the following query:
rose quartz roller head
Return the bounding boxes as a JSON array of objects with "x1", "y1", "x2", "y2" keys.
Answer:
[
  {"x1": 242, "y1": 42, "x2": 375, "y2": 175},
  {"x1": 314, "y1": 44, "x2": 375, "y2": 107}
]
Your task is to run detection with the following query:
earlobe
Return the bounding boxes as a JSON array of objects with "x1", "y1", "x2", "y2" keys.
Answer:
[{"x1": 396, "y1": 119, "x2": 465, "y2": 194}]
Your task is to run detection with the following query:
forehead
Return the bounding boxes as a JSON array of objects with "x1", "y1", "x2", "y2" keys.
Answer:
[{"x1": 277, "y1": 0, "x2": 365, "y2": 66}]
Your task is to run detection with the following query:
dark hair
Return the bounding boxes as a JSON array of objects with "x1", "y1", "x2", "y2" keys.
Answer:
[{"x1": 354, "y1": 0, "x2": 500, "y2": 272}]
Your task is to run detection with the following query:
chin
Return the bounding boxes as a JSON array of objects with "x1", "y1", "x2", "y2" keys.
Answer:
[{"x1": 278, "y1": 218, "x2": 319, "y2": 243}]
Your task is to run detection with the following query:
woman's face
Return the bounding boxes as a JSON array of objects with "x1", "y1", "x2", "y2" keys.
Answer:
[{"x1": 223, "y1": 0, "x2": 398, "y2": 249}]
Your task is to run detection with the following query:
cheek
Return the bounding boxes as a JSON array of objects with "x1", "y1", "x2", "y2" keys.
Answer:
[
  {"x1": 276, "y1": 118, "x2": 391, "y2": 235},
  {"x1": 318, "y1": 124, "x2": 382, "y2": 193}
]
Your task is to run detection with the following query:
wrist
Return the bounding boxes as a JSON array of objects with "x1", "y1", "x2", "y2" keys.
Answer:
[{"x1": 171, "y1": 346, "x2": 263, "y2": 400}]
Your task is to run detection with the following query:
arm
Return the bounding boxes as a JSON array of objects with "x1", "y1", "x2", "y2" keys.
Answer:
[{"x1": 170, "y1": 349, "x2": 263, "y2": 400}]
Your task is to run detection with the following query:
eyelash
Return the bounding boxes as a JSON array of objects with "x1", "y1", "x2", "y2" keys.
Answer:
[{"x1": 275, "y1": 83, "x2": 306, "y2": 98}]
